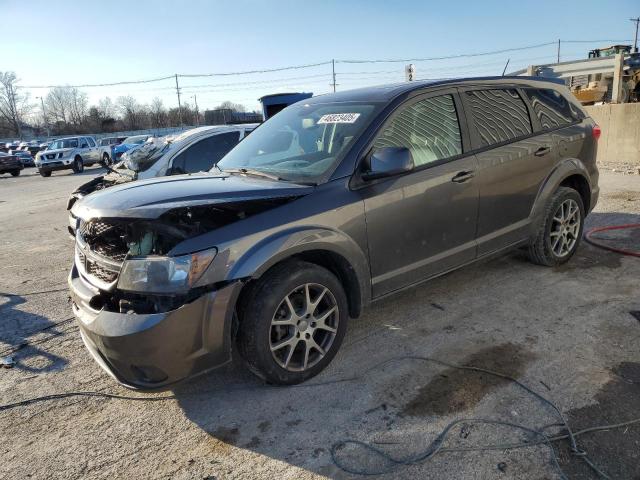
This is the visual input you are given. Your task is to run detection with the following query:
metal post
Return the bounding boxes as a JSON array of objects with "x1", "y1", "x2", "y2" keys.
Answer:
[
  {"x1": 611, "y1": 53, "x2": 625, "y2": 103},
  {"x1": 331, "y1": 59, "x2": 336, "y2": 92},
  {"x1": 175, "y1": 74, "x2": 183, "y2": 127},
  {"x1": 37, "y1": 96, "x2": 49, "y2": 137},
  {"x1": 631, "y1": 17, "x2": 640, "y2": 53},
  {"x1": 557, "y1": 39, "x2": 561, "y2": 63}
]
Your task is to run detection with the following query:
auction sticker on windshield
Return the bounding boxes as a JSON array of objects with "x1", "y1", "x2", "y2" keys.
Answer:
[{"x1": 317, "y1": 113, "x2": 361, "y2": 124}]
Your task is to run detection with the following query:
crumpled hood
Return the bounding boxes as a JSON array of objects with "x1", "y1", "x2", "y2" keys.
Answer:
[{"x1": 72, "y1": 172, "x2": 314, "y2": 221}]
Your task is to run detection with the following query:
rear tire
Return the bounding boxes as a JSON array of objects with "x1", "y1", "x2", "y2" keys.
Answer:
[
  {"x1": 72, "y1": 156, "x2": 84, "y2": 174},
  {"x1": 10, "y1": 170, "x2": 20, "y2": 177},
  {"x1": 102, "y1": 152, "x2": 111, "y2": 165},
  {"x1": 237, "y1": 260, "x2": 348, "y2": 385},
  {"x1": 39, "y1": 170, "x2": 51, "y2": 178},
  {"x1": 527, "y1": 187, "x2": 585, "y2": 266}
]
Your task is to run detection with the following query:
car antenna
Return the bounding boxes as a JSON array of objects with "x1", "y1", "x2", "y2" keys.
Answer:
[{"x1": 501, "y1": 58, "x2": 510, "y2": 76}]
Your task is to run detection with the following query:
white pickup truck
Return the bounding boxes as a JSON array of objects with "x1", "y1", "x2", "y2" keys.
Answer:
[{"x1": 96, "y1": 136, "x2": 127, "y2": 165}]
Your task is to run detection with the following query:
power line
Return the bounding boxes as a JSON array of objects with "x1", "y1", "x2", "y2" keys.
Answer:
[
  {"x1": 22, "y1": 75, "x2": 175, "y2": 89},
  {"x1": 335, "y1": 41, "x2": 557, "y2": 64},
  {"x1": 17, "y1": 39, "x2": 635, "y2": 91},
  {"x1": 177, "y1": 60, "x2": 332, "y2": 78}
]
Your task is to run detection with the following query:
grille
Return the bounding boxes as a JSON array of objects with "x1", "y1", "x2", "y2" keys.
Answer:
[
  {"x1": 80, "y1": 220, "x2": 120, "y2": 237},
  {"x1": 86, "y1": 260, "x2": 118, "y2": 283},
  {"x1": 93, "y1": 244, "x2": 127, "y2": 262},
  {"x1": 79, "y1": 220, "x2": 129, "y2": 262}
]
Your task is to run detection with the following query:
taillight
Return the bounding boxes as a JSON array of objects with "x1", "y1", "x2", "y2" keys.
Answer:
[{"x1": 592, "y1": 124, "x2": 601, "y2": 141}]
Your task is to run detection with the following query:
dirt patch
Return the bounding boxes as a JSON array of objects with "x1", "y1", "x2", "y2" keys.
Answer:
[
  {"x1": 604, "y1": 190, "x2": 640, "y2": 203},
  {"x1": 555, "y1": 362, "x2": 640, "y2": 479},
  {"x1": 554, "y1": 244, "x2": 622, "y2": 272},
  {"x1": 401, "y1": 343, "x2": 536, "y2": 417}
]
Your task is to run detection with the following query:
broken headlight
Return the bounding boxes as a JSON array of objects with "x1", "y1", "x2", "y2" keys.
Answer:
[{"x1": 117, "y1": 248, "x2": 217, "y2": 294}]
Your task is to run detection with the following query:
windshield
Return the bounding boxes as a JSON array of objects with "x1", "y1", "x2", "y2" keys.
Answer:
[
  {"x1": 217, "y1": 102, "x2": 380, "y2": 183},
  {"x1": 50, "y1": 138, "x2": 78, "y2": 149},
  {"x1": 123, "y1": 136, "x2": 171, "y2": 172},
  {"x1": 123, "y1": 135, "x2": 148, "y2": 145}
]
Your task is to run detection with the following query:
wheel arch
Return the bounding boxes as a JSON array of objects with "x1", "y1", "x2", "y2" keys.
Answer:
[
  {"x1": 205, "y1": 227, "x2": 371, "y2": 319},
  {"x1": 530, "y1": 158, "x2": 593, "y2": 226}
]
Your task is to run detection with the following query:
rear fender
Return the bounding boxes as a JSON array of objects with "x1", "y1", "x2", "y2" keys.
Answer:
[{"x1": 528, "y1": 157, "x2": 593, "y2": 234}]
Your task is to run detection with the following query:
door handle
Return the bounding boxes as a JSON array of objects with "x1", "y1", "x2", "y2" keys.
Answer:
[
  {"x1": 534, "y1": 146, "x2": 551, "y2": 157},
  {"x1": 451, "y1": 171, "x2": 475, "y2": 183}
]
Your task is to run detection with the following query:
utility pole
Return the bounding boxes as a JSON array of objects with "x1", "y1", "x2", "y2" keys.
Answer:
[
  {"x1": 331, "y1": 59, "x2": 337, "y2": 92},
  {"x1": 36, "y1": 96, "x2": 49, "y2": 137},
  {"x1": 175, "y1": 74, "x2": 183, "y2": 127},
  {"x1": 191, "y1": 94, "x2": 199, "y2": 126},
  {"x1": 631, "y1": 17, "x2": 640, "y2": 53},
  {"x1": 557, "y1": 39, "x2": 561, "y2": 63}
]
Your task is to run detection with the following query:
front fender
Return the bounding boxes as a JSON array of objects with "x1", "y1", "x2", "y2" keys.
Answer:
[
  {"x1": 529, "y1": 157, "x2": 593, "y2": 230},
  {"x1": 198, "y1": 226, "x2": 371, "y2": 307}
]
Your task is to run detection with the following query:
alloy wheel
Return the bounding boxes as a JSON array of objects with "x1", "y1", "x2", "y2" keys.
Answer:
[
  {"x1": 549, "y1": 198, "x2": 581, "y2": 257},
  {"x1": 270, "y1": 283, "x2": 339, "y2": 372}
]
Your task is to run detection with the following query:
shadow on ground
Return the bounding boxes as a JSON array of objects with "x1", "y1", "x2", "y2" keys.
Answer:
[{"x1": 0, "y1": 292, "x2": 68, "y2": 373}]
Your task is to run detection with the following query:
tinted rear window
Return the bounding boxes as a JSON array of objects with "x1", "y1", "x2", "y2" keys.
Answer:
[
  {"x1": 465, "y1": 89, "x2": 532, "y2": 147},
  {"x1": 523, "y1": 88, "x2": 584, "y2": 130}
]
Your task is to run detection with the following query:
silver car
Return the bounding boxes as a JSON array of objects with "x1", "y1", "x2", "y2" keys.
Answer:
[{"x1": 36, "y1": 136, "x2": 100, "y2": 177}]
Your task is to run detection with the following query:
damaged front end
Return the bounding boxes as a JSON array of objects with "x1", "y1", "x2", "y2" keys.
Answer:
[
  {"x1": 74, "y1": 199, "x2": 290, "y2": 314},
  {"x1": 68, "y1": 171, "x2": 313, "y2": 388}
]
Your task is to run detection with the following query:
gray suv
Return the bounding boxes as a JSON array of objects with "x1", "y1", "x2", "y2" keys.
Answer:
[
  {"x1": 37, "y1": 136, "x2": 100, "y2": 177},
  {"x1": 68, "y1": 77, "x2": 599, "y2": 389}
]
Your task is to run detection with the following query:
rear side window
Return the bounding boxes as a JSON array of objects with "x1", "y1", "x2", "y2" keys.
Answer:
[
  {"x1": 172, "y1": 132, "x2": 241, "y2": 174},
  {"x1": 523, "y1": 88, "x2": 583, "y2": 130},
  {"x1": 373, "y1": 94, "x2": 462, "y2": 167},
  {"x1": 465, "y1": 89, "x2": 532, "y2": 147}
]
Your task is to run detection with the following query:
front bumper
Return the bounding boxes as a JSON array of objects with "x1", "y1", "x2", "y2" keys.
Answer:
[
  {"x1": 68, "y1": 264, "x2": 241, "y2": 390},
  {"x1": 38, "y1": 158, "x2": 74, "y2": 171}
]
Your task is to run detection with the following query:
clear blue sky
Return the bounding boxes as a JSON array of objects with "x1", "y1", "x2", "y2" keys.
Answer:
[{"x1": 1, "y1": 0, "x2": 638, "y2": 112}]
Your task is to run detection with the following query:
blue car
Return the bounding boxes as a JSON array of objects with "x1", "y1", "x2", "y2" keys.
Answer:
[{"x1": 111, "y1": 135, "x2": 150, "y2": 162}]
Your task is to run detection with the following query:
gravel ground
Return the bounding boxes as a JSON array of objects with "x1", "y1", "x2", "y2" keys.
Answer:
[{"x1": 0, "y1": 166, "x2": 639, "y2": 480}]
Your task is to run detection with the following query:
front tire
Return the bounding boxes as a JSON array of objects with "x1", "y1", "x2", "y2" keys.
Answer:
[
  {"x1": 39, "y1": 170, "x2": 51, "y2": 178},
  {"x1": 72, "y1": 156, "x2": 84, "y2": 174},
  {"x1": 527, "y1": 187, "x2": 585, "y2": 266},
  {"x1": 10, "y1": 169, "x2": 20, "y2": 177},
  {"x1": 237, "y1": 260, "x2": 349, "y2": 385}
]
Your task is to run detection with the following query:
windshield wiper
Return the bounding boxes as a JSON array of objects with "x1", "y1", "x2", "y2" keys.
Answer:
[{"x1": 222, "y1": 167, "x2": 284, "y2": 182}]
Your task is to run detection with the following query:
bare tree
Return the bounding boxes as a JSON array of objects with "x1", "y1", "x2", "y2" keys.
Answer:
[
  {"x1": 150, "y1": 97, "x2": 167, "y2": 128},
  {"x1": 68, "y1": 88, "x2": 88, "y2": 125},
  {"x1": 217, "y1": 100, "x2": 246, "y2": 112},
  {"x1": 0, "y1": 71, "x2": 31, "y2": 137},
  {"x1": 116, "y1": 95, "x2": 146, "y2": 130},
  {"x1": 45, "y1": 86, "x2": 71, "y2": 124},
  {"x1": 97, "y1": 97, "x2": 115, "y2": 119}
]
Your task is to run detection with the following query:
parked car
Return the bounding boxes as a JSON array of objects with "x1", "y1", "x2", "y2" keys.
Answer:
[
  {"x1": 12, "y1": 150, "x2": 34, "y2": 167},
  {"x1": 67, "y1": 125, "x2": 257, "y2": 230},
  {"x1": 36, "y1": 136, "x2": 100, "y2": 177},
  {"x1": 96, "y1": 136, "x2": 127, "y2": 164},
  {"x1": 68, "y1": 77, "x2": 599, "y2": 390},
  {"x1": 111, "y1": 135, "x2": 150, "y2": 162},
  {"x1": 0, "y1": 152, "x2": 23, "y2": 176}
]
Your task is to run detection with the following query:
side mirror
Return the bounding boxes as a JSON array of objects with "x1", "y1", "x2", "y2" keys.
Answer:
[{"x1": 362, "y1": 146, "x2": 414, "y2": 181}]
